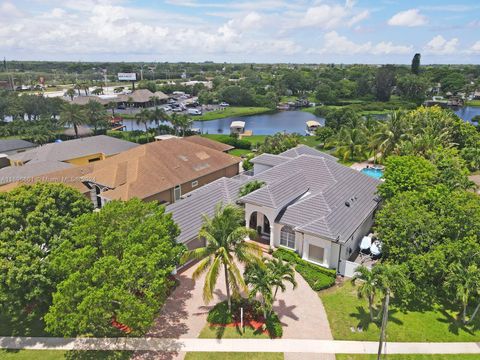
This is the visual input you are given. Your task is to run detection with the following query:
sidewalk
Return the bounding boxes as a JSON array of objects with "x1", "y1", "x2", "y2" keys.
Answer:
[{"x1": 1, "y1": 337, "x2": 479, "y2": 354}]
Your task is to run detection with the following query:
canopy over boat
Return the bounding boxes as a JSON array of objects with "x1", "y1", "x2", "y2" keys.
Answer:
[{"x1": 306, "y1": 120, "x2": 321, "y2": 128}]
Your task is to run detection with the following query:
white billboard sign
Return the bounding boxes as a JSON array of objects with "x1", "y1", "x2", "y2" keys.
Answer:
[{"x1": 118, "y1": 73, "x2": 137, "y2": 81}]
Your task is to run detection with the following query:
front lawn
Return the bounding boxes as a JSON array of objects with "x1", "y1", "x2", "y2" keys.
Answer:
[
  {"x1": 185, "y1": 352, "x2": 283, "y2": 360},
  {"x1": 320, "y1": 281, "x2": 480, "y2": 342},
  {"x1": 337, "y1": 355, "x2": 480, "y2": 360},
  {"x1": 0, "y1": 350, "x2": 132, "y2": 360},
  {"x1": 229, "y1": 149, "x2": 253, "y2": 157},
  {"x1": 195, "y1": 107, "x2": 272, "y2": 121},
  {"x1": 199, "y1": 324, "x2": 270, "y2": 339}
]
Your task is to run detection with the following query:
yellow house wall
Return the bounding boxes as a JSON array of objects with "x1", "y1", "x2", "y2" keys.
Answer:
[{"x1": 64, "y1": 153, "x2": 106, "y2": 165}]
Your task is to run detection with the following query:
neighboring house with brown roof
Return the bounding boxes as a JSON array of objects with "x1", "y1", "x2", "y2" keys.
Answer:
[
  {"x1": 68, "y1": 89, "x2": 169, "y2": 108},
  {"x1": 182, "y1": 135, "x2": 234, "y2": 152},
  {"x1": 1, "y1": 137, "x2": 241, "y2": 209}
]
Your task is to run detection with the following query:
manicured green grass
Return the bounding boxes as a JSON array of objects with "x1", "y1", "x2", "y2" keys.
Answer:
[
  {"x1": 0, "y1": 350, "x2": 132, "y2": 360},
  {"x1": 196, "y1": 107, "x2": 272, "y2": 121},
  {"x1": 199, "y1": 324, "x2": 269, "y2": 339},
  {"x1": 202, "y1": 134, "x2": 266, "y2": 146},
  {"x1": 229, "y1": 149, "x2": 253, "y2": 157},
  {"x1": 185, "y1": 352, "x2": 283, "y2": 360},
  {"x1": 466, "y1": 100, "x2": 480, "y2": 107},
  {"x1": 337, "y1": 355, "x2": 480, "y2": 360},
  {"x1": 320, "y1": 281, "x2": 480, "y2": 342}
]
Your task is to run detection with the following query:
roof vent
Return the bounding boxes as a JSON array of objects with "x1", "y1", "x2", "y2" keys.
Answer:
[{"x1": 345, "y1": 201, "x2": 350, "y2": 207}]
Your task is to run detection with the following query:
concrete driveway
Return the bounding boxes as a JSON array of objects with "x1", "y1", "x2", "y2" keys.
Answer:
[{"x1": 134, "y1": 259, "x2": 333, "y2": 360}]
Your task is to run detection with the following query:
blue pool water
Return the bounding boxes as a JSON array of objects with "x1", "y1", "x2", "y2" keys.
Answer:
[{"x1": 361, "y1": 168, "x2": 384, "y2": 179}]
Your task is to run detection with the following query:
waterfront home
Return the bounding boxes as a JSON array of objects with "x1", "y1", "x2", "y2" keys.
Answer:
[{"x1": 167, "y1": 145, "x2": 380, "y2": 275}]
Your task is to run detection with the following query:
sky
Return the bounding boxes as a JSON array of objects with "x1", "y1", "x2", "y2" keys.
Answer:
[{"x1": 1, "y1": 0, "x2": 480, "y2": 64}]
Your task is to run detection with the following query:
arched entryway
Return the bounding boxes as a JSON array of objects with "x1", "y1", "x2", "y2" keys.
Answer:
[{"x1": 248, "y1": 211, "x2": 271, "y2": 245}]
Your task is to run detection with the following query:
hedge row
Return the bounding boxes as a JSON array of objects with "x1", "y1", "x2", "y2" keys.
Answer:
[
  {"x1": 273, "y1": 248, "x2": 336, "y2": 291},
  {"x1": 211, "y1": 135, "x2": 252, "y2": 150}
]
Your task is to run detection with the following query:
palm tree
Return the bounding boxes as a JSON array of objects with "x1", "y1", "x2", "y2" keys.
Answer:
[
  {"x1": 239, "y1": 180, "x2": 265, "y2": 197},
  {"x1": 135, "y1": 109, "x2": 152, "y2": 133},
  {"x1": 170, "y1": 113, "x2": 192, "y2": 136},
  {"x1": 59, "y1": 103, "x2": 87, "y2": 138},
  {"x1": 74, "y1": 82, "x2": 82, "y2": 96},
  {"x1": 244, "y1": 258, "x2": 296, "y2": 318},
  {"x1": 329, "y1": 126, "x2": 369, "y2": 162},
  {"x1": 181, "y1": 204, "x2": 261, "y2": 312},
  {"x1": 373, "y1": 110, "x2": 408, "y2": 160},
  {"x1": 352, "y1": 265, "x2": 380, "y2": 321},
  {"x1": 150, "y1": 106, "x2": 168, "y2": 130},
  {"x1": 107, "y1": 101, "x2": 117, "y2": 117},
  {"x1": 84, "y1": 100, "x2": 108, "y2": 134},
  {"x1": 65, "y1": 88, "x2": 76, "y2": 101}
]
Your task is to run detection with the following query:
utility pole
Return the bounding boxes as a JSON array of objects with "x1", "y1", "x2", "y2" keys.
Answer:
[{"x1": 377, "y1": 290, "x2": 390, "y2": 360}]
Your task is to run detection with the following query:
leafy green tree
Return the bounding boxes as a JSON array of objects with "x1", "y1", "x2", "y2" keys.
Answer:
[
  {"x1": 239, "y1": 180, "x2": 265, "y2": 197},
  {"x1": 429, "y1": 147, "x2": 473, "y2": 191},
  {"x1": 315, "y1": 126, "x2": 335, "y2": 146},
  {"x1": 0, "y1": 184, "x2": 92, "y2": 324},
  {"x1": 315, "y1": 82, "x2": 337, "y2": 104},
  {"x1": 375, "y1": 65, "x2": 396, "y2": 102},
  {"x1": 219, "y1": 85, "x2": 255, "y2": 106},
  {"x1": 45, "y1": 199, "x2": 183, "y2": 336},
  {"x1": 324, "y1": 108, "x2": 359, "y2": 131},
  {"x1": 258, "y1": 132, "x2": 300, "y2": 155},
  {"x1": 397, "y1": 74, "x2": 427, "y2": 104},
  {"x1": 59, "y1": 103, "x2": 87, "y2": 138},
  {"x1": 181, "y1": 204, "x2": 260, "y2": 312},
  {"x1": 378, "y1": 155, "x2": 438, "y2": 200},
  {"x1": 411, "y1": 53, "x2": 421, "y2": 75}
]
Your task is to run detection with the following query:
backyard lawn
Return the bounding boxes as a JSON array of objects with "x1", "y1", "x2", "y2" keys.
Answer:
[
  {"x1": 320, "y1": 281, "x2": 480, "y2": 342},
  {"x1": 195, "y1": 107, "x2": 272, "y2": 121},
  {"x1": 337, "y1": 355, "x2": 480, "y2": 360},
  {"x1": 185, "y1": 353, "x2": 283, "y2": 360}
]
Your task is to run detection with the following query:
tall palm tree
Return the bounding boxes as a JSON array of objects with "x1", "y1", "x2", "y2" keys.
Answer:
[
  {"x1": 329, "y1": 126, "x2": 369, "y2": 162},
  {"x1": 373, "y1": 110, "x2": 408, "y2": 160},
  {"x1": 59, "y1": 103, "x2": 87, "y2": 138},
  {"x1": 181, "y1": 204, "x2": 261, "y2": 312},
  {"x1": 84, "y1": 100, "x2": 108, "y2": 134},
  {"x1": 150, "y1": 106, "x2": 168, "y2": 130},
  {"x1": 135, "y1": 109, "x2": 152, "y2": 133},
  {"x1": 268, "y1": 258, "x2": 297, "y2": 302},
  {"x1": 65, "y1": 88, "x2": 76, "y2": 101},
  {"x1": 107, "y1": 101, "x2": 117, "y2": 117}
]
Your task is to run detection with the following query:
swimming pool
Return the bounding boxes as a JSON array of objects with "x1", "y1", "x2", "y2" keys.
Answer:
[{"x1": 361, "y1": 167, "x2": 384, "y2": 179}]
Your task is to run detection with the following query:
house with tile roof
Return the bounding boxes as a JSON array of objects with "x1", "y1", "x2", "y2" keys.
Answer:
[
  {"x1": 166, "y1": 145, "x2": 380, "y2": 274},
  {"x1": 1, "y1": 136, "x2": 241, "y2": 210}
]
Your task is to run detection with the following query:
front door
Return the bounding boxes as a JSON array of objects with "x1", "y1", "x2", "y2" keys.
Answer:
[{"x1": 263, "y1": 215, "x2": 271, "y2": 235}]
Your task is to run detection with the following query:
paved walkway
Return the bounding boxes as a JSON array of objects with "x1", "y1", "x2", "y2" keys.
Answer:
[
  {"x1": 1, "y1": 337, "x2": 480, "y2": 354},
  {"x1": 130, "y1": 258, "x2": 335, "y2": 359}
]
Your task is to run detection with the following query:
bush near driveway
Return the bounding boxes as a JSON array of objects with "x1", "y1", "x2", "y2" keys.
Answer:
[{"x1": 273, "y1": 248, "x2": 336, "y2": 291}]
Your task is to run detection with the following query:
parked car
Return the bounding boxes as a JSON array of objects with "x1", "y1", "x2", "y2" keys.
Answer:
[
  {"x1": 220, "y1": 102, "x2": 230, "y2": 107},
  {"x1": 172, "y1": 107, "x2": 183, "y2": 112},
  {"x1": 163, "y1": 106, "x2": 172, "y2": 111},
  {"x1": 187, "y1": 108, "x2": 202, "y2": 115}
]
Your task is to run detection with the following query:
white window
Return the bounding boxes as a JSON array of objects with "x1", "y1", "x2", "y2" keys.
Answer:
[
  {"x1": 280, "y1": 226, "x2": 295, "y2": 249},
  {"x1": 191, "y1": 180, "x2": 198, "y2": 188},
  {"x1": 308, "y1": 244, "x2": 325, "y2": 264},
  {"x1": 174, "y1": 185, "x2": 181, "y2": 201}
]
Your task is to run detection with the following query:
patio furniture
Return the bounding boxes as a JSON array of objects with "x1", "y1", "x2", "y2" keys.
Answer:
[
  {"x1": 370, "y1": 240, "x2": 382, "y2": 258},
  {"x1": 359, "y1": 236, "x2": 372, "y2": 254}
]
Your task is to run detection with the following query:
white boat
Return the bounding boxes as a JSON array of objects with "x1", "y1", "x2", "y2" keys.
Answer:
[
  {"x1": 230, "y1": 121, "x2": 245, "y2": 135},
  {"x1": 306, "y1": 120, "x2": 321, "y2": 136}
]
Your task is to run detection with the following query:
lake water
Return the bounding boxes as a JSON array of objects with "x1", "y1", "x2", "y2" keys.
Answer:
[{"x1": 120, "y1": 106, "x2": 480, "y2": 135}]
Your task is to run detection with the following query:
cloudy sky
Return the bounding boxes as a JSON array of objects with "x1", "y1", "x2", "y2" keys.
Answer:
[{"x1": 1, "y1": 0, "x2": 480, "y2": 63}]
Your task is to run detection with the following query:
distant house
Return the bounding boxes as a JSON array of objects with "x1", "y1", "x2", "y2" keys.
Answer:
[
  {"x1": 68, "y1": 89, "x2": 169, "y2": 108},
  {"x1": 1, "y1": 137, "x2": 241, "y2": 209},
  {"x1": 0, "y1": 136, "x2": 138, "y2": 186},
  {"x1": 167, "y1": 145, "x2": 380, "y2": 275},
  {"x1": 0, "y1": 139, "x2": 36, "y2": 156}
]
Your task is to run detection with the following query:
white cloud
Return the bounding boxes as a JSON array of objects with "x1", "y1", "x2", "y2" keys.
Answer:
[
  {"x1": 388, "y1": 9, "x2": 427, "y2": 27},
  {"x1": 314, "y1": 31, "x2": 412, "y2": 55},
  {"x1": 469, "y1": 41, "x2": 480, "y2": 54},
  {"x1": 424, "y1": 35, "x2": 459, "y2": 55},
  {"x1": 348, "y1": 10, "x2": 370, "y2": 27}
]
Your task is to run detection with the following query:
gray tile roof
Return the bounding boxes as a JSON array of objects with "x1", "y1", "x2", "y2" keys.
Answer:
[
  {"x1": 238, "y1": 171, "x2": 309, "y2": 210},
  {"x1": 0, "y1": 139, "x2": 36, "y2": 154},
  {"x1": 166, "y1": 145, "x2": 379, "y2": 245},
  {"x1": 166, "y1": 177, "x2": 247, "y2": 244},
  {"x1": 0, "y1": 161, "x2": 74, "y2": 185},
  {"x1": 279, "y1": 145, "x2": 338, "y2": 162},
  {"x1": 250, "y1": 153, "x2": 290, "y2": 167},
  {"x1": 9, "y1": 135, "x2": 138, "y2": 163}
]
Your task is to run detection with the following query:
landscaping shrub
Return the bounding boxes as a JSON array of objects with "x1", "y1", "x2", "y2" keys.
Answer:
[
  {"x1": 265, "y1": 312, "x2": 283, "y2": 338},
  {"x1": 273, "y1": 248, "x2": 336, "y2": 290},
  {"x1": 207, "y1": 298, "x2": 262, "y2": 325},
  {"x1": 207, "y1": 301, "x2": 233, "y2": 325},
  {"x1": 295, "y1": 262, "x2": 336, "y2": 291},
  {"x1": 214, "y1": 135, "x2": 252, "y2": 150}
]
